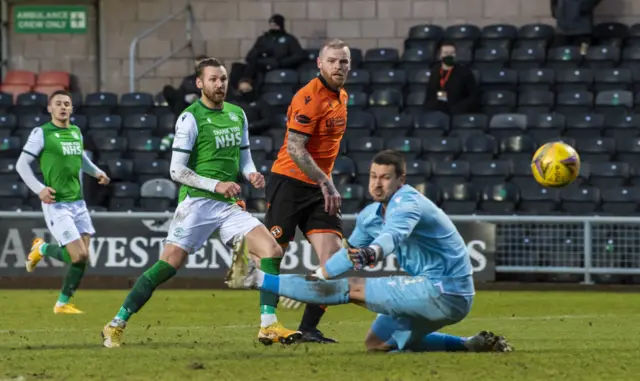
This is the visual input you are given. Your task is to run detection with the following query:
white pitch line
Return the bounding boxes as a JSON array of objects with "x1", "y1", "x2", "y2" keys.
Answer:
[{"x1": 0, "y1": 313, "x2": 629, "y2": 335}]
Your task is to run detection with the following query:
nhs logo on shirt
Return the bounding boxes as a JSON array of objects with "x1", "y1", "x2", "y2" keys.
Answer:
[
  {"x1": 213, "y1": 126, "x2": 242, "y2": 149},
  {"x1": 61, "y1": 141, "x2": 83, "y2": 156}
]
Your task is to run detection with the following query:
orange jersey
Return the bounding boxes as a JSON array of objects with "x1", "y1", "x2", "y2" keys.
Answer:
[{"x1": 271, "y1": 76, "x2": 348, "y2": 185}]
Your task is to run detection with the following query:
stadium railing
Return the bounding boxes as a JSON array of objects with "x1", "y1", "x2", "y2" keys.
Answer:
[{"x1": 1, "y1": 212, "x2": 639, "y2": 284}]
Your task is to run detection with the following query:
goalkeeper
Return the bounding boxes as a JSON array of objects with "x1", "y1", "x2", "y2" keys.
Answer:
[{"x1": 231, "y1": 150, "x2": 513, "y2": 353}]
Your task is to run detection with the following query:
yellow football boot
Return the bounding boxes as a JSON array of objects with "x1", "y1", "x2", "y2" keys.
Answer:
[
  {"x1": 26, "y1": 238, "x2": 44, "y2": 273},
  {"x1": 258, "y1": 322, "x2": 302, "y2": 346},
  {"x1": 101, "y1": 324, "x2": 125, "y2": 348},
  {"x1": 54, "y1": 303, "x2": 84, "y2": 314}
]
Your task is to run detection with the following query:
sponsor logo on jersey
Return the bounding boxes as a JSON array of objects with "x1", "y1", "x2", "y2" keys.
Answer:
[
  {"x1": 294, "y1": 113, "x2": 311, "y2": 125},
  {"x1": 212, "y1": 126, "x2": 242, "y2": 149},
  {"x1": 61, "y1": 141, "x2": 83, "y2": 156},
  {"x1": 228, "y1": 112, "x2": 239, "y2": 122},
  {"x1": 270, "y1": 226, "x2": 283, "y2": 239},
  {"x1": 71, "y1": 131, "x2": 80, "y2": 140}
]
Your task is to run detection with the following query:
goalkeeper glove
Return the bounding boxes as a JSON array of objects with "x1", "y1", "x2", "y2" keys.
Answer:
[{"x1": 347, "y1": 246, "x2": 380, "y2": 271}]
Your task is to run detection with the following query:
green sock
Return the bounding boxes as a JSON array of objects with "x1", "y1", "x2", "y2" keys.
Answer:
[
  {"x1": 58, "y1": 261, "x2": 87, "y2": 304},
  {"x1": 259, "y1": 257, "x2": 282, "y2": 315},
  {"x1": 41, "y1": 243, "x2": 72, "y2": 264},
  {"x1": 114, "y1": 260, "x2": 177, "y2": 323}
]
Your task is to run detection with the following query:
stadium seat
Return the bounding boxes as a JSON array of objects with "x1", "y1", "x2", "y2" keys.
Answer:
[
  {"x1": 344, "y1": 109, "x2": 374, "y2": 140},
  {"x1": 88, "y1": 114, "x2": 122, "y2": 139},
  {"x1": 119, "y1": 92, "x2": 154, "y2": 116},
  {"x1": 594, "y1": 68, "x2": 632, "y2": 92},
  {"x1": 348, "y1": 136, "x2": 384, "y2": 163},
  {"x1": 347, "y1": 91, "x2": 368, "y2": 110},
  {"x1": 405, "y1": 160, "x2": 431, "y2": 184},
  {"x1": 431, "y1": 160, "x2": 471, "y2": 187},
  {"x1": 370, "y1": 69, "x2": 407, "y2": 93},
  {"x1": 261, "y1": 92, "x2": 293, "y2": 115},
  {"x1": 362, "y1": 48, "x2": 399, "y2": 71},
  {"x1": 0, "y1": 91, "x2": 13, "y2": 113},
  {"x1": 0, "y1": 114, "x2": 17, "y2": 138},
  {"x1": 16, "y1": 114, "x2": 49, "y2": 142},
  {"x1": 575, "y1": 137, "x2": 615, "y2": 162},
  {"x1": 139, "y1": 178, "x2": 177, "y2": 211},
  {"x1": 445, "y1": 24, "x2": 481, "y2": 51},
  {"x1": 422, "y1": 136, "x2": 460, "y2": 161},
  {"x1": 403, "y1": 91, "x2": 426, "y2": 116},
  {"x1": 406, "y1": 68, "x2": 432, "y2": 93},
  {"x1": 440, "y1": 182, "x2": 478, "y2": 214},
  {"x1": 555, "y1": 68, "x2": 593, "y2": 92},
  {"x1": 298, "y1": 69, "x2": 320, "y2": 87},
  {"x1": 158, "y1": 113, "x2": 176, "y2": 136},
  {"x1": 70, "y1": 114, "x2": 87, "y2": 131},
  {"x1": 595, "y1": 90, "x2": 633, "y2": 117},
  {"x1": 600, "y1": 186, "x2": 640, "y2": 215},
  {"x1": 489, "y1": 113, "x2": 527, "y2": 139},
  {"x1": 368, "y1": 89, "x2": 403, "y2": 118},
  {"x1": 127, "y1": 136, "x2": 160, "y2": 161},
  {"x1": 33, "y1": 85, "x2": 65, "y2": 98},
  {"x1": 344, "y1": 69, "x2": 370, "y2": 93},
  {"x1": 298, "y1": 49, "x2": 320, "y2": 70},
  {"x1": 517, "y1": 68, "x2": 555, "y2": 92},
  {"x1": 337, "y1": 183, "x2": 364, "y2": 214},
  {"x1": 584, "y1": 46, "x2": 620, "y2": 69},
  {"x1": 407, "y1": 24, "x2": 444, "y2": 46},
  {"x1": 565, "y1": 113, "x2": 604, "y2": 138},
  {"x1": 516, "y1": 23, "x2": 555, "y2": 49},
  {"x1": 106, "y1": 159, "x2": 135, "y2": 182},
  {"x1": 479, "y1": 183, "x2": 519, "y2": 214},
  {"x1": 460, "y1": 134, "x2": 497, "y2": 161},
  {"x1": 593, "y1": 22, "x2": 629, "y2": 47},
  {"x1": 480, "y1": 24, "x2": 517, "y2": 49},
  {"x1": 249, "y1": 136, "x2": 273, "y2": 162},
  {"x1": 135, "y1": 159, "x2": 170, "y2": 184},
  {"x1": 3, "y1": 70, "x2": 36, "y2": 87},
  {"x1": 470, "y1": 160, "x2": 511, "y2": 187},
  {"x1": 413, "y1": 111, "x2": 449, "y2": 138},
  {"x1": 510, "y1": 45, "x2": 546, "y2": 70},
  {"x1": 450, "y1": 114, "x2": 488, "y2": 139},
  {"x1": 94, "y1": 136, "x2": 127, "y2": 161},
  {"x1": 603, "y1": 114, "x2": 640, "y2": 140},
  {"x1": 374, "y1": 113, "x2": 412, "y2": 138},
  {"x1": 36, "y1": 71, "x2": 70, "y2": 89},
  {"x1": 527, "y1": 113, "x2": 566, "y2": 142},
  {"x1": 588, "y1": 162, "x2": 630, "y2": 187},
  {"x1": 248, "y1": 187, "x2": 267, "y2": 213},
  {"x1": 84, "y1": 92, "x2": 118, "y2": 117},
  {"x1": 385, "y1": 137, "x2": 421, "y2": 160},
  {"x1": 109, "y1": 182, "x2": 140, "y2": 211},
  {"x1": 546, "y1": 46, "x2": 583, "y2": 70},
  {"x1": 472, "y1": 47, "x2": 509, "y2": 71},
  {"x1": 481, "y1": 90, "x2": 516, "y2": 116},
  {"x1": 560, "y1": 185, "x2": 601, "y2": 214},
  {"x1": 15, "y1": 92, "x2": 48, "y2": 116},
  {"x1": 517, "y1": 90, "x2": 554, "y2": 115},
  {"x1": 555, "y1": 91, "x2": 594, "y2": 114},
  {"x1": 262, "y1": 69, "x2": 299, "y2": 94},
  {"x1": 331, "y1": 156, "x2": 356, "y2": 186},
  {"x1": 413, "y1": 181, "x2": 440, "y2": 204},
  {"x1": 479, "y1": 68, "x2": 518, "y2": 92},
  {"x1": 399, "y1": 48, "x2": 435, "y2": 71},
  {"x1": 518, "y1": 184, "x2": 559, "y2": 213},
  {"x1": 122, "y1": 114, "x2": 157, "y2": 138},
  {"x1": 0, "y1": 181, "x2": 28, "y2": 210}
]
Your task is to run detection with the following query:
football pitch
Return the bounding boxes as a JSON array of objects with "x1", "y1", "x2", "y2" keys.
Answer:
[{"x1": 0, "y1": 289, "x2": 639, "y2": 381}]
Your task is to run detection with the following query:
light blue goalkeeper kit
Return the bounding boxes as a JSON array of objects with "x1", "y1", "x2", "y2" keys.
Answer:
[{"x1": 258, "y1": 184, "x2": 478, "y2": 351}]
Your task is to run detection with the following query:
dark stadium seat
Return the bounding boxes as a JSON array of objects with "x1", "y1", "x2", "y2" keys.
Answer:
[
  {"x1": 298, "y1": 49, "x2": 320, "y2": 70},
  {"x1": 595, "y1": 90, "x2": 633, "y2": 117},
  {"x1": 517, "y1": 184, "x2": 560, "y2": 213},
  {"x1": 413, "y1": 111, "x2": 449, "y2": 138},
  {"x1": 589, "y1": 162, "x2": 630, "y2": 187},
  {"x1": 158, "y1": 113, "x2": 176, "y2": 136},
  {"x1": 527, "y1": 113, "x2": 566, "y2": 142},
  {"x1": 594, "y1": 68, "x2": 632, "y2": 92},
  {"x1": 399, "y1": 48, "x2": 435, "y2": 71},
  {"x1": 479, "y1": 68, "x2": 518, "y2": 92},
  {"x1": 370, "y1": 69, "x2": 407, "y2": 93},
  {"x1": 249, "y1": 136, "x2": 273, "y2": 162},
  {"x1": 575, "y1": 137, "x2": 615, "y2": 162},
  {"x1": 479, "y1": 183, "x2": 519, "y2": 214},
  {"x1": 135, "y1": 159, "x2": 170, "y2": 184},
  {"x1": 600, "y1": 186, "x2": 640, "y2": 215},
  {"x1": 298, "y1": 69, "x2": 320, "y2": 87},
  {"x1": 362, "y1": 48, "x2": 399, "y2": 71},
  {"x1": 0, "y1": 92, "x2": 14, "y2": 113},
  {"x1": 84, "y1": 92, "x2": 118, "y2": 117},
  {"x1": 517, "y1": 90, "x2": 554, "y2": 115},
  {"x1": 331, "y1": 156, "x2": 356, "y2": 186},
  {"x1": 127, "y1": 136, "x2": 160, "y2": 161},
  {"x1": 0, "y1": 114, "x2": 16, "y2": 138},
  {"x1": 139, "y1": 178, "x2": 177, "y2": 212},
  {"x1": 344, "y1": 69, "x2": 370, "y2": 93},
  {"x1": 69, "y1": 114, "x2": 87, "y2": 131},
  {"x1": 0, "y1": 85, "x2": 32, "y2": 101},
  {"x1": 88, "y1": 114, "x2": 122, "y2": 138},
  {"x1": 516, "y1": 23, "x2": 555, "y2": 47},
  {"x1": 347, "y1": 91, "x2": 368, "y2": 109},
  {"x1": 440, "y1": 182, "x2": 478, "y2": 214},
  {"x1": 15, "y1": 114, "x2": 49, "y2": 142},
  {"x1": 470, "y1": 160, "x2": 511, "y2": 187},
  {"x1": 472, "y1": 47, "x2": 509, "y2": 71},
  {"x1": 422, "y1": 136, "x2": 460, "y2": 161},
  {"x1": 355, "y1": 159, "x2": 371, "y2": 186},
  {"x1": 15, "y1": 92, "x2": 48, "y2": 115},
  {"x1": 480, "y1": 24, "x2": 517, "y2": 49},
  {"x1": 517, "y1": 68, "x2": 555, "y2": 92},
  {"x1": 565, "y1": 113, "x2": 604, "y2": 138},
  {"x1": 94, "y1": 136, "x2": 127, "y2": 161},
  {"x1": 0, "y1": 181, "x2": 28, "y2": 210},
  {"x1": 481, "y1": 90, "x2": 516, "y2": 116},
  {"x1": 593, "y1": 22, "x2": 629, "y2": 47},
  {"x1": 261, "y1": 92, "x2": 293, "y2": 114},
  {"x1": 403, "y1": 91, "x2": 426, "y2": 116},
  {"x1": 262, "y1": 69, "x2": 299, "y2": 94},
  {"x1": 122, "y1": 114, "x2": 158, "y2": 138},
  {"x1": 344, "y1": 109, "x2": 374, "y2": 140},
  {"x1": 555, "y1": 68, "x2": 594, "y2": 92},
  {"x1": 450, "y1": 114, "x2": 488, "y2": 139},
  {"x1": 546, "y1": 46, "x2": 583, "y2": 70},
  {"x1": 431, "y1": 160, "x2": 471, "y2": 187},
  {"x1": 584, "y1": 46, "x2": 620, "y2": 69},
  {"x1": 489, "y1": 113, "x2": 527, "y2": 139},
  {"x1": 509, "y1": 45, "x2": 546, "y2": 70},
  {"x1": 445, "y1": 24, "x2": 481, "y2": 51},
  {"x1": 407, "y1": 24, "x2": 444, "y2": 41},
  {"x1": 107, "y1": 159, "x2": 134, "y2": 182},
  {"x1": 0, "y1": 158, "x2": 19, "y2": 183},
  {"x1": 555, "y1": 91, "x2": 594, "y2": 114},
  {"x1": 374, "y1": 113, "x2": 412, "y2": 138},
  {"x1": 119, "y1": 92, "x2": 154, "y2": 116},
  {"x1": 460, "y1": 134, "x2": 497, "y2": 161},
  {"x1": 109, "y1": 182, "x2": 140, "y2": 211},
  {"x1": 0, "y1": 136, "x2": 21, "y2": 159},
  {"x1": 347, "y1": 136, "x2": 384, "y2": 163},
  {"x1": 406, "y1": 68, "x2": 432, "y2": 93},
  {"x1": 385, "y1": 137, "x2": 422, "y2": 161},
  {"x1": 368, "y1": 89, "x2": 403, "y2": 117},
  {"x1": 499, "y1": 135, "x2": 536, "y2": 162},
  {"x1": 337, "y1": 183, "x2": 364, "y2": 214},
  {"x1": 560, "y1": 185, "x2": 601, "y2": 214},
  {"x1": 602, "y1": 114, "x2": 640, "y2": 140},
  {"x1": 405, "y1": 160, "x2": 431, "y2": 184},
  {"x1": 255, "y1": 160, "x2": 273, "y2": 179}
]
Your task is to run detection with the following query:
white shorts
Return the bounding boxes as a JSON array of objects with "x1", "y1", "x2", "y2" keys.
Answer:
[
  {"x1": 42, "y1": 200, "x2": 95, "y2": 246},
  {"x1": 165, "y1": 196, "x2": 262, "y2": 254}
]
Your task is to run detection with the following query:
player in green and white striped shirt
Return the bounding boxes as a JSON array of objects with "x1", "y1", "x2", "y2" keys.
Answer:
[{"x1": 15, "y1": 90, "x2": 110, "y2": 314}]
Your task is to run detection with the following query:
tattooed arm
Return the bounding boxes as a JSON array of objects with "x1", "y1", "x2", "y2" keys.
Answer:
[{"x1": 286, "y1": 131, "x2": 329, "y2": 184}]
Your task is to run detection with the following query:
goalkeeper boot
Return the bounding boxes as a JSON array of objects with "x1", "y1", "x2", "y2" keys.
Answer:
[
  {"x1": 299, "y1": 329, "x2": 338, "y2": 344},
  {"x1": 54, "y1": 303, "x2": 84, "y2": 314},
  {"x1": 26, "y1": 238, "x2": 44, "y2": 273},
  {"x1": 101, "y1": 324, "x2": 125, "y2": 348},
  {"x1": 464, "y1": 331, "x2": 513, "y2": 352},
  {"x1": 258, "y1": 322, "x2": 302, "y2": 346},
  {"x1": 224, "y1": 235, "x2": 249, "y2": 289}
]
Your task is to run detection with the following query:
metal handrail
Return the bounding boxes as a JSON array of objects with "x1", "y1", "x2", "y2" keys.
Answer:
[{"x1": 128, "y1": 4, "x2": 194, "y2": 93}]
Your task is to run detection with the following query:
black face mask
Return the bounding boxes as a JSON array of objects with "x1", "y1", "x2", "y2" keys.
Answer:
[
  {"x1": 239, "y1": 89, "x2": 257, "y2": 103},
  {"x1": 442, "y1": 55, "x2": 455, "y2": 66}
]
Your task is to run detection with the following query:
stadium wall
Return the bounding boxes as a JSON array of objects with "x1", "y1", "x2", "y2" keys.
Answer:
[{"x1": 5, "y1": 0, "x2": 640, "y2": 95}]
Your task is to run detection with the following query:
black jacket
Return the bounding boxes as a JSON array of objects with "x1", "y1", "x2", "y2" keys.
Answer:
[
  {"x1": 178, "y1": 74, "x2": 199, "y2": 96},
  {"x1": 551, "y1": 0, "x2": 602, "y2": 36},
  {"x1": 246, "y1": 30, "x2": 306, "y2": 71},
  {"x1": 424, "y1": 63, "x2": 479, "y2": 115},
  {"x1": 230, "y1": 91, "x2": 273, "y2": 136}
]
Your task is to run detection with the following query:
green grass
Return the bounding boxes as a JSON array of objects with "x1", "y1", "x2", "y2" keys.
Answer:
[{"x1": 0, "y1": 290, "x2": 639, "y2": 380}]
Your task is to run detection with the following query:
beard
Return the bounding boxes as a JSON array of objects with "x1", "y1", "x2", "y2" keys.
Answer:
[{"x1": 202, "y1": 88, "x2": 226, "y2": 105}]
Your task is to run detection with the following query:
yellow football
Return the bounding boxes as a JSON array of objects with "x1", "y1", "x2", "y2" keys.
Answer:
[{"x1": 531, "y1": 141, "x2": 581, "y2": 188}]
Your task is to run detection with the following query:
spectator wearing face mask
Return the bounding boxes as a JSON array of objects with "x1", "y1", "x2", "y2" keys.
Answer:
[
  {"x1": 424, "y1": 41, "x2": 479, "y2": 116},
  {"x1": 230, "y1": 78, "x2": 273, "y2": 136},
  {"x1": 239, "y1": 14, "x2": 306, "y2": 93}
]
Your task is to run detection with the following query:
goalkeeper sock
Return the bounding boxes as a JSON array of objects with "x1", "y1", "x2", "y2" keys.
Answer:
[
  {"x1": 57, "y1": 261, "x2": 87, "y2": 306},
  {"x1": 258, "y1": 271, "x2": 349, "y2": 305},
  {"x1": 299, "y1": 304, "x2": 327, "y2": 332},
  {"x1": 40, "y1": 243, "x2": 72, "y2": 264},
  {"x1": 110, "y1": 260, "x2": 177, "y2": 327},
  {"x1": 412, "y1": 332, "x2": 468, "y2": 352},
  {"x1": 259, "y1": 257, "x2": 282, "y2": 328}
]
